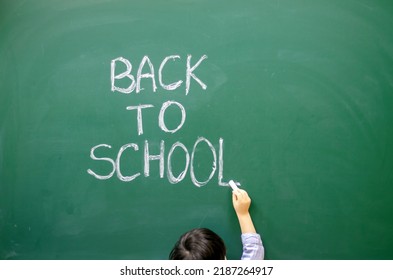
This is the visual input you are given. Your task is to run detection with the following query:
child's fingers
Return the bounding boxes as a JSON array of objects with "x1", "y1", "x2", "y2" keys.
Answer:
[
  {"x1": 236, "y1": 190, "x2": 251, "y2": 205},
  {"x1": 232, "y1": 188, "x2": 251, "y2": 207},
  {"x1": 232, "y1": 189, "x2": 242, "y2": 200},
  {"x1": 240, "y1": 189, "x2": 249, "y2": 199},
  {"x1": 234, "y1": 189, "x2": 247, "y2": 198},
  {"x1": 232, "y1": 191, "x2": 239, "y2": 202}
]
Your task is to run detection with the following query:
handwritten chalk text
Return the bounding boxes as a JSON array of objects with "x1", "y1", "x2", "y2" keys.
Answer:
[
  {"x1": 88, "y1": 54, "x2": 235, "y2": 187},
  {"x1": 111, "y1": 55, "x2": 208, "y2": 95},
  {"x1": 87, "y1": 138, "x2": 230, "y2": 187}
]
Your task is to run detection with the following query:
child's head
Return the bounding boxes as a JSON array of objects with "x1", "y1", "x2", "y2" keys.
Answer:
[{"x1": 169, "y1": 228, "x2": 226, "y2": 260}]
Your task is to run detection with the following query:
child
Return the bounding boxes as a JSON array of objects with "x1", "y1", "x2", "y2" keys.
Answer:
[{"x1": 169, "y1": 188, "x2": 264, "y2": 260}]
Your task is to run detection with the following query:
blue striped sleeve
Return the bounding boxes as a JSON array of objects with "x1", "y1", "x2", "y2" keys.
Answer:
[{"x1": 241, "y1": 233, "x2": 264, "y2": 260}]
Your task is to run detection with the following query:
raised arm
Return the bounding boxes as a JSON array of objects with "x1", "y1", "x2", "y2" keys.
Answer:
[
  {"x1": 232, "y1": 188, "x2": 264, "y2": 260},
  {"x1": 232, "y1": 188, "x2": 256, "y2": 234}
]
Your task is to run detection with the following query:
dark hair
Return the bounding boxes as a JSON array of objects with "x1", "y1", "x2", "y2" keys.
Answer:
[{"x1": 169, "y1": 228, "x2": 226, "y2": 260}]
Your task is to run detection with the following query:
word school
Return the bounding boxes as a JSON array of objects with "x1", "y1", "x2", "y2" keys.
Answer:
[{"x1": 87, "y1": 137, "x2": 230, "y2": 187}]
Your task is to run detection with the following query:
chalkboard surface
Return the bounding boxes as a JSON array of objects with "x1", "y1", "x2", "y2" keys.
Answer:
[{"x1": 1, "y1": 0, "x2": 393, "y2": 260}]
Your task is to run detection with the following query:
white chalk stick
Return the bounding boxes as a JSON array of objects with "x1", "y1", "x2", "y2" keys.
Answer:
[{"x1": 228, "y1": 180, "x2": 239, "y2": 191}]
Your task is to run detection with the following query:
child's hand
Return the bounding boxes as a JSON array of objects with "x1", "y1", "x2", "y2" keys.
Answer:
[{"x1": 232, "y1": 188, "x2": 251, "y2": 216}]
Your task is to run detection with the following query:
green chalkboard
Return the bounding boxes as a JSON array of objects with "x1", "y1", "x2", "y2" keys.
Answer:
[{"x1": 1, "y1": 0, "x2": 393, "y2": 260}]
